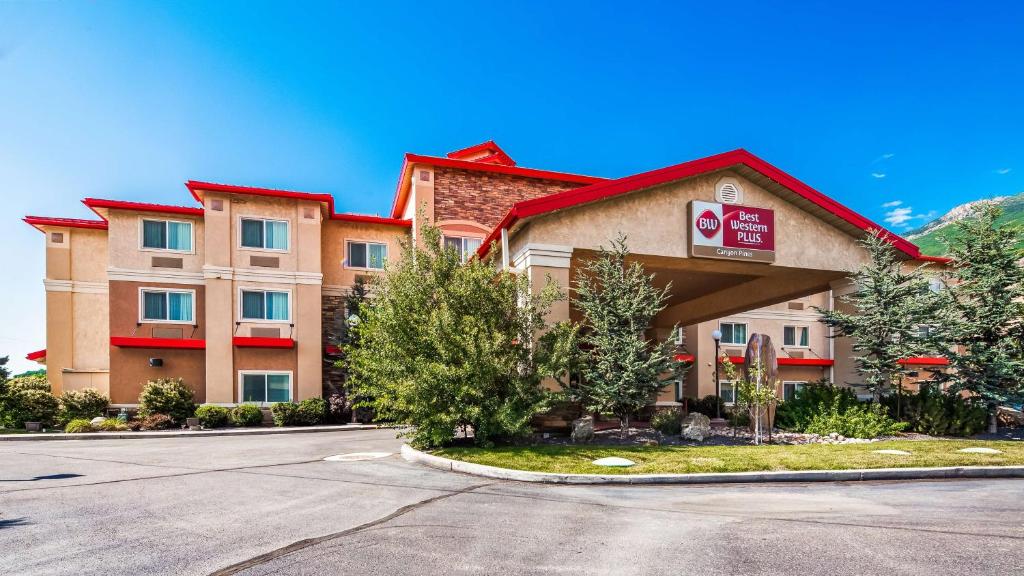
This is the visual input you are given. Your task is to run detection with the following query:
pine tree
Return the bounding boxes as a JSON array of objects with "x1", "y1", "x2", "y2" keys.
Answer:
[
  {"x1": 936, "y1": 204, "x2": 1024, "y2": 430},
  {"x1": 565, "y1": 235, "x2": 683, "y2": 437},
  {"x1": 817, "y1": 231, "x2": 938, "y2": 401}
]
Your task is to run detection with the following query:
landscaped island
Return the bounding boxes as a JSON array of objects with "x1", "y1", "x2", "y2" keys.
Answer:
[{"x1": 436, "y1": 440, "x2": 1024, "y2": 475}]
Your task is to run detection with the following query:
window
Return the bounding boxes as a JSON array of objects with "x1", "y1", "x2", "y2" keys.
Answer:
[
  {"x1": 141, "y1": 289, "x2": 194, "y2": 322},
  {"x1": 783, "y1": 326, "x2": 809, "y2": 347},
  {"x1": 347, "y1": 241, "x2": 387, "y2": 270},
  {"x1": 443, "y1": 236, "x2": 483, "y2": 263},
  {"x1": 928, "y1": 278, "x2": 945, "y2": 293},
  {"x1": 720, "y1": 322, "x2": 747, "y2": 345},
  {"x1": 917, "y1": 324, "x2": 937, "y2": 338},
  {"x1": 142, "y1": 219, "x2": 192, "y2": 251},
  {"x1": 783, "y1": 381, "x2": 807, "y2": 402},
  {"x1": 240, "y1": 289, "x2": 290, "y2": 321},
  {"x1": 240, "y1": 372, "x2": 291, "y2": 404},
  {"x1": 241, "y1": 218, "x2": 288, "y2": 250},
  {"x1": 673, "y1": 326, "x2": 685, "y2": 346},
  {"x1": 719, "y1": 381, "x2": 736, "y2": 405}
]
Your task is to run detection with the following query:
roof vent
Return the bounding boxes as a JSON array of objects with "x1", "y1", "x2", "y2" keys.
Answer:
[{"x1": 716, "y1": 179, "x2": 743, "y2": 204}]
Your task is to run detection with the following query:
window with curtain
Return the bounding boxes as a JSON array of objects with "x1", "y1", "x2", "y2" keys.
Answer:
[
  {"x1": 720, "y1": 322, "x2": 747, "y2": 345},
  {"x1": 241, "y1": 218, "x2": 288, "y2": 250},
  {"x1": 347, "y1": 241, "x2": 387, "y2": 270},
  {"x1": 784, "y1": 326, "x2": 809, "y2": 347},
  {"x1": 142, "y1": 219, "x2": 192, "y2": 251},
  {"x1": 241, "y1": 372, "x2": 291, "y2": 403},
  {"x1": 141, "y1": 290, "x2": 193, "y2": 322},
  {"x1": 719, "y1": 381, "x2": 736, "y2": 404},
  {"x1": 442, "y1": 236, "x2": 483, "y2": 263},
  {"x1": 783, "y1": 381, "x2": 807, "y2": 401},
  {"x1": 240, "y1": 290, "x2": 289, "y2": 321}
]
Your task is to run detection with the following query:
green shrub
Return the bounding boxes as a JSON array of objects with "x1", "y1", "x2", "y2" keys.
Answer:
[
  {"x1": 58, "y1": 388, "x2": 109, "y2": 424},
  {"x1": 195, "y1": 404, "x2": 230, "y2": 428},
  {"x1": 138, "y1": 379, "x2": 196, "y2": 424},
  {"x1": 296, "y1": 398, "x2": 327, "y2": 425},
  {"x1": 690, "y1": 395, "x2": 725, "y2": 418},
  {"x1": 64, "y1": 419, "x2": 95, "y2": 433},
  {"x1": 271, "y1": 402, "x2": 298, "y2": 427},
  {"x1": 138, "y1": 413, "x2": 174, "y2": 430},
  {"x1": 804, "y1": 399, "x2": 908, "y2": 438},
  {"x1": 775, "y1": 380, "x2": 858, "y2": 432},
  {"x1": 2, "y1": 375, "x2": 60, "y2": 428},
  {"x1": 232, "y1": 403, "x2": 264, "y2": 427},
  {"x1": 96, "y1": 418, "x2": 128, "y2": 431},
  {"x1": 882, "y1": 385, "x2": 988, "y2": 437},
  {"x1": 651, "y1": 409, "x2": 683, "y2": 435}
]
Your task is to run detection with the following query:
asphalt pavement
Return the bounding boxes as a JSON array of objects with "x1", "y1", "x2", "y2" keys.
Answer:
[{"x1": 2, "y1": 429, "x2": 1022, "y2": 575}]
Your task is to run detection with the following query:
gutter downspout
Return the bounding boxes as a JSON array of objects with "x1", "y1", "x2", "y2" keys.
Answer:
[{"x1": 501, "y1": 227, "x2": 510, "y2": 271}]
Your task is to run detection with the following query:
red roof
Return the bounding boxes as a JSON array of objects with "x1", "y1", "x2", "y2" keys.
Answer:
[
  {"x1": 232, "y1": 337, "x2": 295, "y2": 349},
  {"x1": 477, "y1": 149, "x2": 925, "y2": 260},
  {"x1": 110, "y1": 337, "x2": 206, "y2": 349},
  {"x1": 26, "y1": 349, "x2": 46, "y2": 362},
  {"x1": 23, "y1": 216, "x2": 108, "y2": 232},
  {"x1": 720, "y1": 355, "x2": 834, "y2": 367},
  {"x1": 83, "y1": 198, "x2": 204, "y2": 219},
  {"x1": 446, "y1": 140, "x2": 516, "y2": 166}
]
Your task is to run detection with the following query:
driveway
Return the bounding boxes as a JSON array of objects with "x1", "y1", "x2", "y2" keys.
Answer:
[{"x1": 2, "y1": 429, "x2": 1022, "y2": 575}]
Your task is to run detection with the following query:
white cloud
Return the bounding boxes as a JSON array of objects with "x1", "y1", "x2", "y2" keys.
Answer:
[
  {"x1": 872, "y1": 153, "x2": 896, "y2": 163},
  {"x1": 996, "y1": 168, "x2": 1012, "y2": 175},
  {"x1": 883, "y1": 203, "x2": 936, "y2": 230},
  {"x1": 871, "y1": 172, "x2": 886, "y2": 179},
  {"x1": 882, "y1": 200, "x2": 903, "y2": 208}
]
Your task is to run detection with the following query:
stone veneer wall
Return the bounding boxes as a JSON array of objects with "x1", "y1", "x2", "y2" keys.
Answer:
[
  {"x1": 321, "y1": 293, "x2": 347, "y2": 399},
  {"x1": 433, "y1": 166, "x2": 587, "y2": 228}
]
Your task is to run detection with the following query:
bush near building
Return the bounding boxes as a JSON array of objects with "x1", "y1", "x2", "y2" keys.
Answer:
[
  {"x1": 64, "y1": 419, "x2": 94, "y2": 433},
  {"x1": 650, "y1": 410, "x2": 683, "y2": 435},
  {"x1": 137, "y1": 378, "x2": 196, "y2": 425},
  {"x1": 57, "y1": 388, "x2": 109, "y2": 425},
  {"x1": 1, "y1": 374, "x2": 59, "y2": 428},
  {"x1": 271, "y1": 398, "x2": 327, "y2": 427},
  {"x1": 231, "y1": 404, "x2": 264, "y2": 427},
  {"x1": 882, "y1": 386, "x2": 988, "y2": 437},
  {"x1": 195, "y1": 405, "x2": 230, "y2": 428}
]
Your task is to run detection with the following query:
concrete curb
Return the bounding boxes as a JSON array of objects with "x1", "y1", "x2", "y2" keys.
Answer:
[
  {"x1": 0, "y1": 424, "x2": 387, "y2": 442},
  {"x1": 400, "y1": 444, "x2": 1024, "y2": 485}
]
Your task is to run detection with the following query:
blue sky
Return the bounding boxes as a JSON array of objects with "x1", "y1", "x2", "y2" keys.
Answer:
[{"x1": 2, "y1": 1, "x2": 1022, "y2": 372}]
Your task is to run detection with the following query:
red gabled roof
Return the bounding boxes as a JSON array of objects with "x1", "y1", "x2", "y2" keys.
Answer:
[
  {"x1": 23, "y1": 216, "x2": 108, "y2": 232},
  {"x1": 446, "y1": 140, "x2": 516, "y2": 166},
  {"x1": 185, "y1": 180, "x2": 412, "y2": 228},
  {"x1": 26, "y1": 349, "x2": 46, "y2": 362},
  {"x1": 477, "y1": 149, "x2": 924, "y2": 260},
  {"x1": 83, "y1": 198, "x2": 204, "y2": 219},
  {"x1": 389, "y1": 151, "x2": 607, "y2": 219}
]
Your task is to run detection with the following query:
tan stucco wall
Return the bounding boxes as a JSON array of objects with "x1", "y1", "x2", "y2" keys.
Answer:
[
  {"x1": 321, "y1": 220, "x2": 408, "y2": 288},
  {"x1": 106, "y1": 210, "x2": 205, "y2": 273},
  {"x1": 109, "y1": 347, "x2": 206, "y2": 404}
]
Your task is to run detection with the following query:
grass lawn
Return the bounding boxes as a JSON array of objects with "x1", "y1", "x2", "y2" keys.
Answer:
[{"x1": 435, "y1": 440, "x2": 1024, "y2": 475}]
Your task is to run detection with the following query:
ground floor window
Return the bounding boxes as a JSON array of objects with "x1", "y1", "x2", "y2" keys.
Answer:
[
  {"x1": 783, "y1": 381, "x2": 807, "y2": 401},
  {"x1": 240, "y1": 372, "x2": 292, "y2": 403},
  {"x1": 719, "y1": 380, "x2": 735, "y2": 405}
]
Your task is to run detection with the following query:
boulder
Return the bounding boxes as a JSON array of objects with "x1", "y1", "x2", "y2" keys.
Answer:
[
  {"x1": 571, "y1": 416, "x2": 594, "y2": 444},
  {"x1": 90, "y1": 416, "x2": 106, "y2": 426},
  {"x1": 682, "y1": 412, "x2": 711, "y2": 442},
  {"x1": 998, "y1": 406, "x2": 1024, "y2": 428}
]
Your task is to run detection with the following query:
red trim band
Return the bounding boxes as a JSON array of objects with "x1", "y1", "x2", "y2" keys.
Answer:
[
  {"x1": 83, "y1": 198, "x2": 204, "y2": 219},
  {"x1": 719, "y1": 355, "x2": 834, "y2": 367},
  {"x1": 24, "y1": 216, "x2": 108, "y2": 231},
  {"x1": 674, "y1": 353, "x2": 695, "y2": 363},
  {"x1": 898, "y1": 357, "x2": 950, "y2": 366},
  {"x1": 111, "y1": 337, "x2": 206, "y2": 349},
  {"x1": 26, "y1": 349, "x2": 46, "y2": 362},
  {"x1": 914, "y1": 255, "x2": 953, "y2": 264},
  {"x1": 232, "y1": 337, "x2": 295, "y2": 349},
  {"x1": 330, "y1": 213, "x2": 412, "y2": 227}
]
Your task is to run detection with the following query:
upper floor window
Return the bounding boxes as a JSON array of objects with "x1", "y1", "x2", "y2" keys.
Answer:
[
  {"x1": 241, "y1": 218, "x2": 288, "y2": 251},
  {"x1": 240, "y1": 289, "x2": 290, "y2": 321},
  {"x1": 783, "y1": 325, "x2": 809, "y2": 347},
  {"x1": 719, "y1": 322, "x2": 747, "y2": 345},
  {"x1": 142, "y1": 219, "x2": 192, "y2": 252},
  {"x1": 347, "y1": 241, "x2": 387, "y2": 270},
  {"x1": 443, "y1": 236, "x2": 483, "y2": 263},
  {"x1": 141, "y1": 289, "x2": 194, "y2": 323}
]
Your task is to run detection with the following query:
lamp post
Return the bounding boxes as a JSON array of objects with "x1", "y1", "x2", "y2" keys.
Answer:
[{"x1": 711, "y1": 329, "x2": 722, "y2": 420}]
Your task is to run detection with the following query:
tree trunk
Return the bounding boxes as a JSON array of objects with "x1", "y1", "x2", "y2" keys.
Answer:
[
  {"x1": 989, "y1": 410, "x2": 998, "y2": 435},
  {"x1": 620, "y1": 414, "x2": 629, "y2": 439}
]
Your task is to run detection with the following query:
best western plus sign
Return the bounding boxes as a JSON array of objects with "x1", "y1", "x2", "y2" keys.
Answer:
[{"x1": 690, "y1": 200, "x2": 776, "y2": 263}]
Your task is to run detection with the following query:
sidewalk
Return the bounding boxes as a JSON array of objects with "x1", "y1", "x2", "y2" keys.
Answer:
[{"x1": 0, "y1": 424, "x2": 387, "y2": 441}]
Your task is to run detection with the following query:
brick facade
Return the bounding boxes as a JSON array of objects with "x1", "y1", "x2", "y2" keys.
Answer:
[{"x1": 433, "y1": 166, "x2": 588, "y2": 228}]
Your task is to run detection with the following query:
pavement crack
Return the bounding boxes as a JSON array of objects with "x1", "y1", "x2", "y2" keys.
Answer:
[{"x1": 206, "y1": 481, "x2": 495, "y2": 576}]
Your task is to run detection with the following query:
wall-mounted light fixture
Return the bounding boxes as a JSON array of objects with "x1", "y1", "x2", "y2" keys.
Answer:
[{"x1": 149, "y1": 358, "x2": 163, "y2": 367}]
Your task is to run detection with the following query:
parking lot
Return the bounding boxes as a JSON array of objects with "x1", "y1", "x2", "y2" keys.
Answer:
[{"x1": 2, "y1": 429, "x2": 1023, "y2": 575}]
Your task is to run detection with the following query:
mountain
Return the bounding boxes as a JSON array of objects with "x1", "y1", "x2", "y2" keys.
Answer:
[{"x1": 906, "y1": 192, "x2": 1024, "y2": 256}]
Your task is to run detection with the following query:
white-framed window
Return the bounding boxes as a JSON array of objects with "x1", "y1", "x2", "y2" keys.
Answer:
[
  {"x1": 719, "y1": 322, "x2": 747, "y2": 345},
  {"x1": 443, "y1": 235, "x2": 483, "y2": 263},
  {"x1": 674, "y1": 379, "x2": 684, "y2": 401},
  {"x1": 928, "y1": 277, "x2": 945, "y2": 293},
  {"x1": 783, "y1": 381, "x2": 807, "y2": 402},
  {"x1": 240, "y1": 289, "x2": 290, "y2": 322},
  {"x1": 917, "y1": 324, "x2": 938, "y2": 338},
  {"x1": 141, "y1": 219, "x2": 193, "y2": 252},
  {"x1": 240, "y1": 217, "x2": 289, "y2": 251},
  {"x1": 140, "y1": 288, "x2": 195, "y2": 323},
  {"x1": 346, "y1": 240, "x2": 387, "y2": 270},
  {"x1": 719, "y1": 380, "x2": 736, "y2": 405},
  {"x1": 239, "y1": 371, "x2": 292, "y2": 404},
  {"x1": 783, "y1": 325, "x2": 810, "y2": 347}
]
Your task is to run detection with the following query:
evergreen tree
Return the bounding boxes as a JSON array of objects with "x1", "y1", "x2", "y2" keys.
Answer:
[
  {"x1": 564, "y1": 235, "x2": 683, "y2": 437},
  {"x1": 347, "y1": 222, "x2": 572, "y2": 448},
  {"x1": 936, "y1": 204, "x2": 1024, "y2": 430},
  {"x1": 817, "y1": 231, "x2": 937, "y2": 400}
]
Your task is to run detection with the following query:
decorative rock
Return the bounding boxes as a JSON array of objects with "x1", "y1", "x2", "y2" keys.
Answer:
[
  {"x1": 682, "y1": 413, "x2": 712, "y2": 442},
  {"x1": 998, "y1": 406, "x2": 1024, "y2": 428},
  {"x1": 90, "y1": 416, "x2": 106, "y2": 426},
  {"x1": 873, "y1": 449, "x2": 912, "y2": 455},
  {"x1": 958, "y1": 447, "x2": 1002, "y2": 454},
  {"x1": 592, "y1": 457, "x2": 635, "y2": 467},
  {"x1": 571, "y1": 416, "x2": 594, "y2": 444}
]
